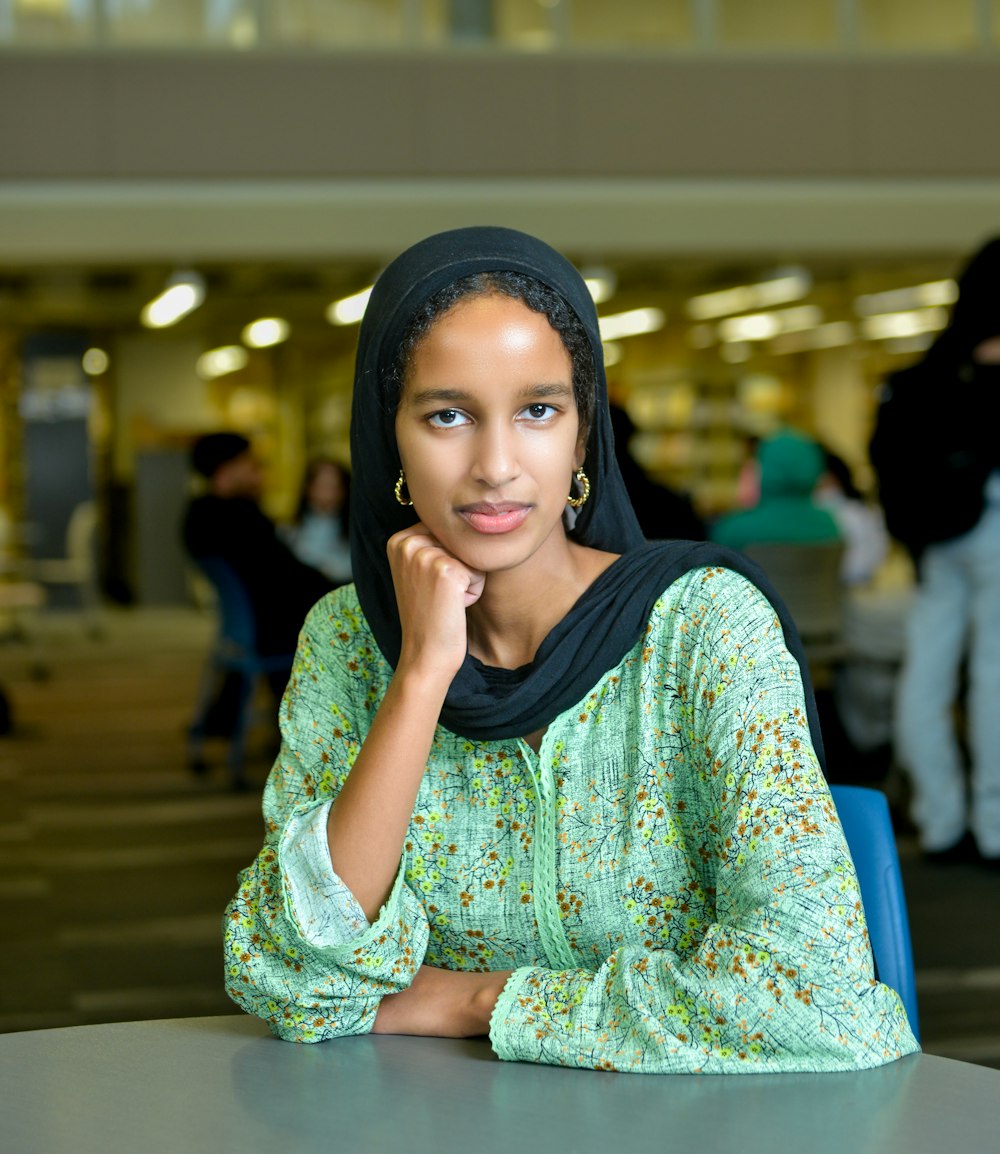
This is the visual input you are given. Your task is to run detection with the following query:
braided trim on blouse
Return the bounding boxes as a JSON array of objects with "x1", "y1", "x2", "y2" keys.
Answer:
[{"x1": 518, "y1": 737, "x2": 577, "y2": 972}]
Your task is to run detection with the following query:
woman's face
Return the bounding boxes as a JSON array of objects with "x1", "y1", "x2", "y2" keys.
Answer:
[
  {"x1": 308, "y1": 462, "x2": 345, "y2": 513},
  {"x1": 395, "y1": 293, "x2": 585, "y2": 575}
]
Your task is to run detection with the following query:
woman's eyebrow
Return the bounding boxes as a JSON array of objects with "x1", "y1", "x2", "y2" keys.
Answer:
[
  {"x1": 405, "y1": 387, "x2": 473, "y2": 406},
  {"x1": 407, "y1": 382, "x2": 572, "y2": 406},
  {"x1": 517, "y1": 382, "x2": 574, "y2": 399}
]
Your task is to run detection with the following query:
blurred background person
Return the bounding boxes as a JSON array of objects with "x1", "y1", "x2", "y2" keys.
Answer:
[
  {"x1": 733, "y1": 435, "x2": 762, "y2": 511},
  {"x1": 281, "y1": 457, "x2": 353, "y2": 586},
  {"x1": 608, "y1": 402, "x2": 705, "y2": 541},
  {"x1": 182, "y1": 433, "x2": 332, "y2": 738},
  {"x1": 815, "y1": 447, "x2": 890, "y2": 587},
  {"x1": 870, "y1": 237, "x2": 1000, "y2": 865},
  {"x1": 709, "y1": 429, "x2": 842, "y2": 550},
  {"x1": 182, "y1": 432, "x2": 332, "y2": 658}
]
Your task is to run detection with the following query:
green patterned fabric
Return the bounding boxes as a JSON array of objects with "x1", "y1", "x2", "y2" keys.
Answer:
[{"x1": 225, "y1": 568, "x2": 918, "y2": 1073}]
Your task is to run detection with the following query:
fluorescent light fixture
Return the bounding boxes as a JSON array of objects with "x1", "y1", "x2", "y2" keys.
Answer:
[
  {"x1": 326, "y1": 286, "x2": 373, "y2": 326},
  {"x1": 602, "y1": 341, "x2": 623, "y2": 367},
  {"x1": 686, "y1": 268, "x2": 811, "y2": 320},
  {"x1": 585, "y1": 277, "x2": 615, "y2": 305},
  {"x1": 884, "y1": 334, "x2": 936, "y2": 356},
  {"x1": 81, "y1": 347, "x2": 109, "y2": 375},
  {"x1": 770, "y1": 322, "x2": 855, "y2": 355},
  {"x1": 141, "y1": 271, "x2": 205, "y2": 329},
  {"x1": 582, "y1": 267, "x2": 617, "y2": 305},
  {"x1": 197, "y1": 345, "x2": 249, "y2": 380},
  {"x1": 853, "y1": 279, "x2": 957, "y2": 317},
  {"x1": 720, "y1": 313, "x2": 781, "y2": 342},
  {"x1": 597, "y1": 307, "x2": 665, "y2": 342},
  {"x1": 718, "y1": 305, "x2": 823, "y2": 343},
  {"x1": 753, "y1": 272, "x2": 813, "y2": 308},
  {"x1": 860, "y1": 307, "x2": 948, "y2": 341},
  {"x1": 242, "y1": 317, "x2": 290, "y2": 348}
]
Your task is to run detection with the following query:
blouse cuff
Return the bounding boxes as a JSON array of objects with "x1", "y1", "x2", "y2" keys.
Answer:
[
  {"x1": 489, "y1": 966, "x2": 570, "y2": 1063},
  {"x1": 277, "y1": 799, "x2": 431, "y2": 991},
  {"x1": 281, "y1": 799, "x2": 371, "y2": 947}
]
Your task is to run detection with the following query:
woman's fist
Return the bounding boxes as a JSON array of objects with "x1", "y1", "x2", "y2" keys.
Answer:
[{"x1": 387, "y1": 523, "x2": 485, "y2": 683}]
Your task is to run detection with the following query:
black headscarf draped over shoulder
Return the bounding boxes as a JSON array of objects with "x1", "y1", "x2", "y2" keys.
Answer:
[{"x1": 349, "y1": 226, "x2": 825, "y2": 763}]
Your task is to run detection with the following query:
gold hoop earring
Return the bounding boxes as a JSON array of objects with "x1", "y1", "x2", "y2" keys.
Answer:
[
  {"x1": 567, "y1": 468, "x2": 590, "y2": 508},
  {"x1": 394, "y1": 470, "x2": 413, "y2": 507}
]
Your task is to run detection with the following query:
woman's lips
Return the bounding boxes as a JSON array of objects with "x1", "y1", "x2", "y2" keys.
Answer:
[{"x1": 458, "y1": 503, "x2": 532, "y2": 535}]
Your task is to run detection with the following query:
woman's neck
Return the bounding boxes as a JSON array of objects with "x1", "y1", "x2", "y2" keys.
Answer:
[{"x1": 465, "y1": 540, "x2": 618, "y2": 670}]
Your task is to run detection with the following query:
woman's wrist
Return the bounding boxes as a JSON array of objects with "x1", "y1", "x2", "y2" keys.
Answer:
[
  {"x1": 393, "y1": 650, "x2": 463, "y2": 697},
  {"x1": 373, "y1": 966, "x2": 512, "y2": 1038},
  {"x1": 470, "y1": 970, "x2": 511, "y2": 1034}
]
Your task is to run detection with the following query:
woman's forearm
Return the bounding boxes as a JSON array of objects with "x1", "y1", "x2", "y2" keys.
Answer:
[{"x1": 327, "y1": 666, "x2": 450, "y2": 921}]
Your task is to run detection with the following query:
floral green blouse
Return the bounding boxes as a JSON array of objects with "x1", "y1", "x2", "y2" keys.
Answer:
[{"x1": 224, "y1": 566, "x2": 919, "y2": 1073}]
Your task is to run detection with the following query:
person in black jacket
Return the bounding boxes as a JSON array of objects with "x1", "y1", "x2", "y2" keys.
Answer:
[
  {"x1": 183, "y1": 433, "x2": 333, "y2": 657},
  {"x1": 870, "y1": 237, "x2": 1000, "y2": 864},
  {"x1": 183, "y1": 434, "x2": 334, "y2": 741}
]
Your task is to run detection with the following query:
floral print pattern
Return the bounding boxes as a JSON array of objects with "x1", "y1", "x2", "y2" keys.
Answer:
[{"x1": 224, "y1": 567, "x2": 918, "y2": 1072}]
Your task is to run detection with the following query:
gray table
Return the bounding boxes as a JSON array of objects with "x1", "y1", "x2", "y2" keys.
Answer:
[{"x1": 3, "y1": 1015, "x2": 998, "y2": 1154}]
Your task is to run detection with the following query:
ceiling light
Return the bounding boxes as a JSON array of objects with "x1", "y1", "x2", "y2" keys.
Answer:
[
  {"x1": 197, "y1": 345, "x2": 249, "y2": 380},
  {"x1": 883, "y1": 334, "x2": 936, "y2": 356},
  {"x1": 582, "y1": 267, "x2": 617, "y2": 305},
  {"x1": 242, "y1": 317, "x2": 290, "y2": 348},
  {"x1": 141, "y1": 271, "x2": 205, "y2": 329},
  {"x1": 720, "y1": 313, "x2": 780, "y2": 342},
  {"x1": 597, "y1": 307, "x2": 665, "y2": 342},
  {"x1": 718, "y1": 305, "x2": 823, "y2": 343},
  {"x1": 326, "y1": 286, "x2": 373, "y2": 326},
  {"x1": 860, "y1": 307, "x2": 948, "y2": 341},
  {"x1": 686, "y1": 268, "x2": 811, "y2": 320},
  {"x1": 81, "y1": 347, "x2": 109, "y2": 375},
  {"x1": 853, "y1": 279, "x2": 957, "y2": 317},
  {"x1": 770, "y1": 321, "x2": 855, "y2": 355}
]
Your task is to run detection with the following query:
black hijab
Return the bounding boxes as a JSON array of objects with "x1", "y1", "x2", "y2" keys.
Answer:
[{"x1": 349, "y1": 226, "x2": 825, "y2": 765}]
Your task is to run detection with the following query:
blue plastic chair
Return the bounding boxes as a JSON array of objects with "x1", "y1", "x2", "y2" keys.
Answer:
[
  {"x1": 188, "y1": 556, "x2": 294, "y2": 788},
  {"x1": 830, "y1": 783, "x2": 920, "y2": 1039}
]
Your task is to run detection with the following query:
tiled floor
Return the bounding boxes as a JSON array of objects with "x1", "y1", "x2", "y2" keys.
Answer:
[{"x1": 1, "y1": 604, "x2": 998, "y2": 1066}]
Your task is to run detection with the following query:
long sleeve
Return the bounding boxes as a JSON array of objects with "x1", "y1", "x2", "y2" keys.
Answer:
[
  {"x1": 223, "y1": 590, "x2": 429, "y2": 1042},
  {"x1": 488, "y1": 569, "x2": 918, "y2": 1073}
]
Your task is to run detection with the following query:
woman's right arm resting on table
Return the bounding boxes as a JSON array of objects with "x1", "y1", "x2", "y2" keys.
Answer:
[
  {"x1": 224, "y1": 526, "x2": 501, "y2": 1042},
  {"x1": 326, "y1": 527, "x2": 511, "y2": 1035}
]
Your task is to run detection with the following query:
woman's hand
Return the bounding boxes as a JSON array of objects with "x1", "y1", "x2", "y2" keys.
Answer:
[
  {"x1": 372, "y1": 965, "x2": 512, "y2": 1038},
  {"x1": 387, "y1": 522, "x2": 485, "y2": 685}
]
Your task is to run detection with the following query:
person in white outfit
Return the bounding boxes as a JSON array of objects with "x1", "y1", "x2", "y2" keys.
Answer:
[
  {"x1": 871, "y1": 237, "x2": 1000, "y2": 864},
  {"x1": 814, "y1": 449, "x2": 890, "y2": 588}
]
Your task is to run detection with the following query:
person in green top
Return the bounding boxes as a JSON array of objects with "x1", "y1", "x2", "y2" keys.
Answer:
[
  {"x1": 224, "y1": 228, "x2": 917, "y2": 1073},
  {"x1": 711, "y1": 429, "x2": 842, "y2": 551}
]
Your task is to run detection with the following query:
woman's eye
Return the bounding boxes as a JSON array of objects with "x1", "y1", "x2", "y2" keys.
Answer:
[
  {"x1": 523, "y1": 403, "x2": 555, "y2": 420},
  {"x1": 427, "y1": 409, "x2": 469, "y2": 428}
]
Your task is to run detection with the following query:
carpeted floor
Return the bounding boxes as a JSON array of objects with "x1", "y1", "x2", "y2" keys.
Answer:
[{"x1": 1, "y1": 604, "x2": 998, "y2": 1067}]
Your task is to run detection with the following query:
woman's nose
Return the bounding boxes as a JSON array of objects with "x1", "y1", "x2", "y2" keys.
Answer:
[{"x1": 472, "y1": 425, "x2": 520, "y2": 488}]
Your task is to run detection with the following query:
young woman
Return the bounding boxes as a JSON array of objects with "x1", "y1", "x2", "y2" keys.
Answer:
[
  {"x1": 225, "y1": 227, "x2": 918, "y2": 1073},
  {"x1": 282, "y1": 458, "x2": 353, "y2": 585}
]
